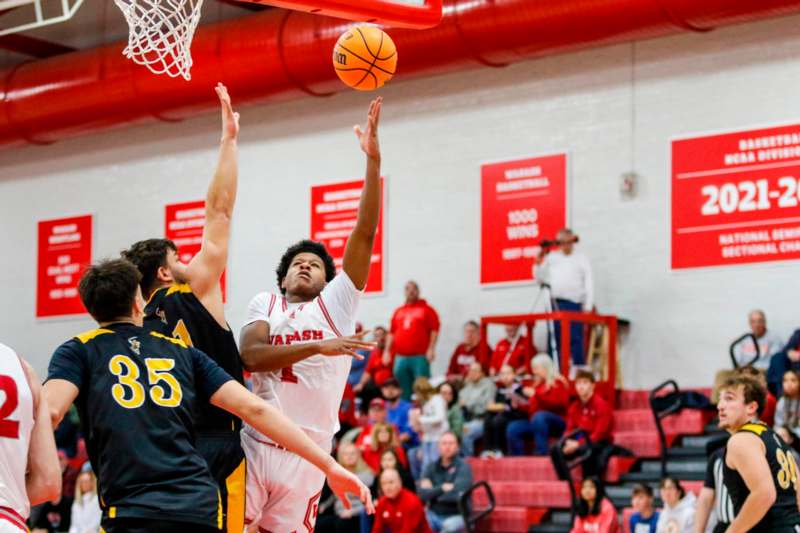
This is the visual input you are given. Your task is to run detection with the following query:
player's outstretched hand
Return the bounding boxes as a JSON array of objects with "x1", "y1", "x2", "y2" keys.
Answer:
[
  {"x1": 326, "y1": 462, "x2": 375, "y2": 514},
  {"x1": 317, "y1": 331, "x2": 376, "y2": 359},
  {"x1": 354, "y1": 97, "x2": 381, "y2": 160},
  {"x1": 215, "y1": 82, "x2": 239, "y2": 141}
]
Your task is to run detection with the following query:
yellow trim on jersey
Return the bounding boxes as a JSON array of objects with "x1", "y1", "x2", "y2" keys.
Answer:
[
  {"x1": 109, "y1": 506, "x2": 116, "y2": 518},
  {"x1": 75, "y1": 328, "x2": 114, "y2": 344},
  {"x1": 225, "y1": 459, "x2": 246, "y2": 533},
  {"x1": 166, "y1": 283, "x2": 193, "y2": 296},
  {"x1": 149, "y1": 331, "x2": 188, "y2": 349},
  {"x1": 738, "y1": 422, "x2": 768, "y2": 436},
  {"x1": 217, "y1": 490, "x2": 223, "y2": 531},
  {"x1": 145, "y1": 285, "x2": 167, "y2": 305}
]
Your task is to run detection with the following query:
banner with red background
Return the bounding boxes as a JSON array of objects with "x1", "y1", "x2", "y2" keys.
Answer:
[
  {"x1": 481, "y1": 154, "x2": 568, "y2": 285},
  {"x1": 36, "y1": 214, "x2": 92, "y2": 317},
  {"x1": 310, "y1": 178, "x2": 385, "y2": 294},
  {"x1": 672, "y1": 123, "x2": 800, "y2": 269},
  {"x1": 165, "y1": 200, "x2": 227, "y2": 298}
]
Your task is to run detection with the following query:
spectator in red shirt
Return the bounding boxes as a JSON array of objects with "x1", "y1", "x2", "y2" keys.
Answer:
[
  {"x1": 354, "y1": 326, "x2": 391, "y2": 411},
  {"x1": 339, "y1": 382, "x2": 359, "y2": 434},
  {"x1": 361, "y1": 422, "x2": 409, "y2": 474},
  {"x1": 506, "y1": 353, "x2": 570, "y2": 456},
  {"x1": 571, "y1": 477, "x2": 619, "y2": 533},
  {"x1": 385, "y1": 281, "x2": 441, "y2": 400},
  {"x1": 489, "y1": 324, "x2": 531, "y2": 376},
  {"x1": 446, "y1": 321, "x2": 491, "y2": 381},
  {"x1": 551, "y1": 369, "x2": 613, "y2": 480},
  {"x1": 372, "y1": 469, "x2": 432, "y2": 533},
  {"x1": 356, "y1": 398, "x2": 392, "y2": 449}
]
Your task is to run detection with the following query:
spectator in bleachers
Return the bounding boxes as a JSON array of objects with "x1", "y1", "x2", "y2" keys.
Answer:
[
  {"x1": 533, "y1": 228, "x2": 593, "y2": 365},
  {"x1": 382, "y1": 378, "x2": 418, "y2": 448},
  {"x1": 438, "y1": 382, "x2": 464, "y2": 440},
  {"x1": 731, "y1": 310, "x2": 783, "y2": 371},
  {"x1": 371, "y1": 449, "x2": 416, "y2": 497},
  {"x1": 372, "y1": 469, "x2": 432, "y2": 533},
  {"x1": 355, "y1": 398, "x2": 393, "y2": 450},
  {"x1": 775, "y1": 369, "x2": 800, "y2": 435},
  {"x1": 656, "y1": 477, "x2": 696, "y2": 533},
  {"x1": 317, "y1": 442, "x2": 375, "y2": 533},
  {"x1": 409, "y1": 377, "x2": 450, "y2": 477},
  {"x1": 446, "y1": 321, "x2": 491, "y2": 381},
  {"x1": 338, "y1": 382, "x2": 358, "y2": 436},
  {"x1": 775, "y1": 426, "x2": 800, "y2": 463},
  {"x1": 733, "y1": 366, "x2": 775, "y2": 426},
  {"x1": 768, "y1": 327, "x2": 800, "y2": 396},
  {"x1": 459, "y1": 362, "x2": 496, "y2": 457},
  {"x1": 694, "y1": 446, "x2": 732, "y2": 533},
  {"x1": 349, "y1": 322, "x2": 369, "y2": 389},
  {"x1": 506, "y1": 353, "x2": 570, "y2": 456},
  {"x1": 67, "y1": 465, "x2": 101, "y2": 533},
  {"x1": 551, "y1": 370, "x2": 613, "y2": 479},
  {"x1": 481, "y1": 365, "x2": 528, "y2": 458},
  {"x1": 570, "y1": 477, "x2": 618, "y2": 533},
  {"x1": 629, "y1": 483, "x2": 659, "y2": 533},
  {"x1": 419, "y1": 432, "x2": 473, "y2": 533},
  {"x1": 354, "y1": 326, "x2": 390, "y2": 410},
  {"x1": 489, "y1": 324, "x2": 530, "y2": 376},
  {"x1": 385, "y1": 281, "x2": 441, "y2": 400},
  {"x1": 362, "y1": 423, "x2": 409, "y2": 474}
]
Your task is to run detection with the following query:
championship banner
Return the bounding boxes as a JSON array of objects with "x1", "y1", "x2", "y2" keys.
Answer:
[
  {"x1": 481, "y1": 154, "x2": 568, "y2": 285},
  {"x1": 310, "y1": 178, "x2": 385, "y2": 294},
  {"x1": 36, "y1": 214, "x2": 92, "y2": 317},
  {"x1": 165, "y1": 200, "x2": 226, "y2": 298},
  {"x1": 672, "y1": 123, "x2": 800, "y2": 269}
]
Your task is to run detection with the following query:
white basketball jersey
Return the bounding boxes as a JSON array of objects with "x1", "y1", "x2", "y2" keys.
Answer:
[
  {"x1": 0, "y1": 343, "x2": 34, "y2": 519},
  {"x1": 243, "y1": 273, "x2": 361, "y2": 445}
]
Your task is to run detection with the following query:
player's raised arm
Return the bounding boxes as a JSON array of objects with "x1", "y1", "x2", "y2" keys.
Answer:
[
  {"x1": 186, "y1": 83, "x2": 240, "y2": 316},
  {"x1": 21, "y1": 359, "x2": 61, "y2": 505},
  {"x1": 725, "y1": 432, "x2": 776, "y2": 533},
  {"x1": 209, "y1": 380, "x2": 374, "y2": 513},
  {"x1": 342, "y1": 97, "x2": 382, "y2": 290}
]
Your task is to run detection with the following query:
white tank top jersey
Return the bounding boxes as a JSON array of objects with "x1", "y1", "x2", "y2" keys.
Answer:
[
  {"x1": 0, "y1": 343, "x2": 34, "y2": 519},
  {"x1": 243, "y1": 272, "x2": 362, "y2": 446}
]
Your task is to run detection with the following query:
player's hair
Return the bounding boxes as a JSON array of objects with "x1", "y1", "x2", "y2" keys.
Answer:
[
  {"x1": 121, "y1": 238, "x2": 177, "y2": 295},
  {"x1": 275, "y1": 240, "x2": 336, "y2": 295},
  {"x1": 78, "y1": 259, "x2": 142, "y2": 323},
  {"x1": 574, "y1": 369, "x2": 596, "y2": 383},
  {"x1": 720, "y1": 374, "x2": 766, "y2": 415},
  {"x1": 631, "y1": 483, "x2": 653, "y2": 498},
  {"x1": 370, "y1": 423, "x2": 398, "y2": 451},
  {"x1": 576, "y1": 477, "x2": 605, "y2": 517},
  {"x1": 464, "y1": 320, "x2": 479, "y2": 329}
]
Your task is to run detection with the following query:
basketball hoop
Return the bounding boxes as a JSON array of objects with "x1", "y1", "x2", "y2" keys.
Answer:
[{"x1": 113, "y1": 0, "x2": 204, "y2": 80}]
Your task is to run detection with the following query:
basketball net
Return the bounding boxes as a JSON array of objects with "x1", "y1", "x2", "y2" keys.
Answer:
[{"x1": 113, "y1": 0, "x2": 203, "y2": 80}]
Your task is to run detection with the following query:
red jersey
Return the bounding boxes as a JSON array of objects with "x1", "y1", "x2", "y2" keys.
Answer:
[
  {"x1": 365, "y1": 347, "x2": 394, "y2": 386},
  {"x1": 339, "y1": 383, "x2": 358, "y2": 428},
  {"x1": 447, "y1": 342, "x2": 491, "y2": 377},
  {"x1": 490, "y1": 335, "x2": 530, "y2": 374},
  {"x1": 390, "y1": 299, "x2": 440, "y2": 356},
  {"x1": 372, "y1": 488, "x2": 432, "y2": 533},
  {"x1": 762, "y1": 392, "x2": 777, "y2": 426},
  {"x1": 527, "y1": 379, "x2": 570, "y2": 417},
  {"x1": 565, "y1": 393, "x2": 613, "y2": 443}
]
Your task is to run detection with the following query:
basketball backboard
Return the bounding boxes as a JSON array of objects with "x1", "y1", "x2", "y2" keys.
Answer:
[
  {"x1": 246, "y1": 0, "x2": 442, "y2": 29},
  {"x1": 0, "y1": 0, "x2": 84, "y2": 37}
]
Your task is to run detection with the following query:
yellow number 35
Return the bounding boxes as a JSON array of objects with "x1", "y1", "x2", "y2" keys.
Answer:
[{"x1": 109, "y1": 355, "x2": 183, "y2": 409}]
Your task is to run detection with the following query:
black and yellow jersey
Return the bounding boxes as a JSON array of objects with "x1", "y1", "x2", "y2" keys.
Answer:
[
  {"x1": 145, "y1": 283, "x2": 244, "y2": 434},
  {"x1": 723, "y1": 421, "x2": 800, "y2": 532},
  {"x1": 47, "y1": 322, "x2": 233, "y2": 529}
]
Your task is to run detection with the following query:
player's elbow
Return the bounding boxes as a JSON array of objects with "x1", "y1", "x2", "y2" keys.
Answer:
[
  {"x1": 241, "y1": 398, "x2": 270, "y2": 427},
  {"x1": 239, "y1": 345, "x2": 266, "y2": 373},
  {"x1": 28, "y1": 468, "x2": 62, "y2": 506},
  {"x1": 752, "y1": 484, "x2": 777, "y2": 507}
]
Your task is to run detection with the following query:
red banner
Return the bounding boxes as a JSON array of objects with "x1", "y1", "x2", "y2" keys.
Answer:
[
  {"x1": 672, "y1": 123, "x2": 800, "y2": 269},
  {"x1": 481, "y1": 154, "x2": 568, "y2": 285},
  {"x1": 36, "y1": 215, "x2": 92, "y2": 317},
  {"x1": 165, "y1": 200, "x2": 226, "y2": 298},
  {"x1": 310, "y1": 178, "x2": 385, "y2": 293}
]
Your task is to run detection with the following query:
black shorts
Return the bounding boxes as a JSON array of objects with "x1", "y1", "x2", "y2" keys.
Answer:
[
  {"x1": 101, "y1": 518, "x2": 220, "y2": 533},
  {"x1": 196, "y1": 432, "x2": 246, "y2": 533}
]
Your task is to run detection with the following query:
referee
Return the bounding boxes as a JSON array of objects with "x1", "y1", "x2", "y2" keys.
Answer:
[{"x1": 695, "y1": 445, "x2": 734, "y2": 533}]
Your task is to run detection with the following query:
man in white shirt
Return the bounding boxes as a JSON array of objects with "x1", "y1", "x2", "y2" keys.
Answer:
[
  {"x1": 731, "y1": 310, "x2": 783, "y2": 371},
  {"x1": 533, "y1": 228, "x2": 593, "y2": 365}
]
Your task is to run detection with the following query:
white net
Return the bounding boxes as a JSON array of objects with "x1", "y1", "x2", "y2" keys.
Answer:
[{"x1": 113, "y1": 0, "x2": 204, "y2": 80}]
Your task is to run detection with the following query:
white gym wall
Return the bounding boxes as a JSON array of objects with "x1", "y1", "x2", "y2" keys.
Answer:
[{"x1": 2, "y1": 13, "x2": 800, "y2": 388}]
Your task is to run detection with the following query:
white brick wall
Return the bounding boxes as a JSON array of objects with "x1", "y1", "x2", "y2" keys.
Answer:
[{"x1": 2, "y1": 14, "x2": 800, "y2": 388}]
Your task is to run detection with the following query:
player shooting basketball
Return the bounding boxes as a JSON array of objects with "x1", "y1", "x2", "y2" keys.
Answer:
[{"x1": 238, "y1": 97, "x2": 383, "y2": 532}]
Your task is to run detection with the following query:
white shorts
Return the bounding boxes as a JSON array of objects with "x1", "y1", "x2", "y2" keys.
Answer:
[{"x1": 241, "y1": 430, "x2": 328, "y2": 533}]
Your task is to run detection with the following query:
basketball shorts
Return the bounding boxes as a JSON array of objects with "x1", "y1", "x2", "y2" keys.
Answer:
[
  {"x1": 241, "y1": 430, "x2": 328, "y2": 533},
  {"x1": 196, "y1": 432, "x2": 247, "y2": 533},
  {"x1": 100, "y1": 518, "x2": 220, "y2": 533}
]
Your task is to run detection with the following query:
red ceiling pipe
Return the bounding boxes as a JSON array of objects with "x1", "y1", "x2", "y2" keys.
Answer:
[{"x1": 2, "y1": 0, "x2": 800, "y2": 147}]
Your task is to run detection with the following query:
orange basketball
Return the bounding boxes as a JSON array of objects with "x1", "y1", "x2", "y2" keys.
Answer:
[{"x1": 333, "y1": 25, "x2": 397, "y2": 91}]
